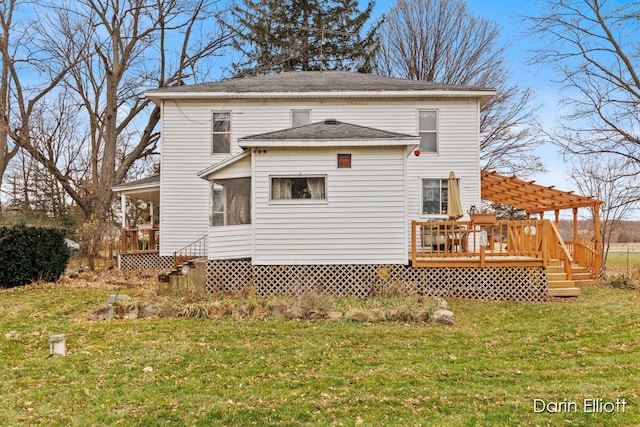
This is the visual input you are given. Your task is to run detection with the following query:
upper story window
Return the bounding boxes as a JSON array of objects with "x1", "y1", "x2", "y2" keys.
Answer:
[
  {"x1": 291, "y1": 110, "x2": 311, "y2": 127},
  {"x1": 271, "y1": 176, "x2": 326, "y2": 201},
  {"x1": 212, "y1": 111, "x2": 231, "y2": 154},
  {"x1": 418, "y1": 110, "x2": 438, "y2": 153},
  {"x1": 422, "y1": 178, "x2": 457, "y2": 215}
]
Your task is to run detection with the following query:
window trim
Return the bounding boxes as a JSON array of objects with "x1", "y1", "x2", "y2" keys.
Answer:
[
  {"x1": 418, "y1": 109, "x2": 438, "y2": 154},
  {"x1": 269, "y1": 175, "x2": 328, "y2": 204},
  {"x1": 420, "y1": 177, "x2": 459, "y2": 217},
  {"x1": 211, "y1": 111, "x2": 231, "y2": 154},
  {"x1": 291, "y1": 109, "x2": 311, "y2": 127},
  {"x1": 209, "y1": 178, "x2": 252, "y2": 226}
]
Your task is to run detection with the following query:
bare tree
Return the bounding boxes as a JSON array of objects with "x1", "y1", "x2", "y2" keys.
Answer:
[
  {"x1": 568, "y1": 156, "x2": 640, "y2": 265},
  {"x1": 0, "y1": 0, "x2": 84, "y2": 214},
  {"x1": 527, "y1": 0, "x2": 640, "y2": 167},
  {"x1": 375, "y1": 0, "x2": 542, "y2": 176},
  {"x1": 14, "y1": 0, "x2": 231, "y2": 220}
]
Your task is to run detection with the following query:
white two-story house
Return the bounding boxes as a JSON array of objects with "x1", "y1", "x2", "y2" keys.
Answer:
[{"x1": 114, "y1": 71, "x2": 600, "y2": 301}]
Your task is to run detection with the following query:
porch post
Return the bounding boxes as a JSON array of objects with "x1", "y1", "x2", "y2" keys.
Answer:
[
  {"x1": 150, "y1": 201, "x2": 154, "y2": 226},
  {"x1": 120, "y1": 193, "x2": 127, "y2": 228}
]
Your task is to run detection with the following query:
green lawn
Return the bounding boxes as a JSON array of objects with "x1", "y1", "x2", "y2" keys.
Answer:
[{"x1": 1, "y1": 282, "x2": 639, "y2": 426}]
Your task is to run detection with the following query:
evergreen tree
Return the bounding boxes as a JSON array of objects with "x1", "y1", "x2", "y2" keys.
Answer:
[{"x1": 225, "y1": 0, "x2": 379, "y2": 77}]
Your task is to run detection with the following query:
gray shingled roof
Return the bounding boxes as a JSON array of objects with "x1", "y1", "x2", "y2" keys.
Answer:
[
  {"x1": 241, "y1": 119, "x2": 416, "y2": 141},
  {"x1": 146, "y1": 71, "x2": 492, "y2": 95},
  {"x1": 112, "y1": 174, "x2": 160, "y2": 190}
]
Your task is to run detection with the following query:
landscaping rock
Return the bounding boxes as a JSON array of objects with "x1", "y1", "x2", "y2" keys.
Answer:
[
  {"x1": 306, "y1": 309, "x2": 327, "y2": 320},
  {"x1": 369, "y1": 308, "x2": 386, "y2": 321},
  {"x1": 327, "y1": 311, "x2": 343, "y2": 321},
  {"x1": 435, "y1": 298, "x2": 448, "y2": 311},
  {"x1": 89, "y1": 305, "x2": 115, "y2": 321},
  {"x1": 433, "y1": 309, "x2": 455, "y2": 326},
  {"x1": 139, "y1": 304, "x2": 158, "y2": 318},
  {"x1": 390, "y1": 309, "x2": 412, "y2": 322},
  {"x1": 115, "y1": 294, "x2": 133, "y2": 304},
  {"x1": 123, "y1": 304, "x2": 139, "y2": 320},
  {"x1": 284, "y1": 307, "x2": 304, "y2": 320},
  {"x1": 415, "y1": 310, "x2": 431, "y2": 323},
  {"x1": 345, "y1": 308, "x2": 369, "y2": 322}
]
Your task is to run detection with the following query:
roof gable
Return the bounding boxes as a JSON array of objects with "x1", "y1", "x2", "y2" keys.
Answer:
[{"x1": 241, "y1": 119, "x2": 415, "y2": 141}]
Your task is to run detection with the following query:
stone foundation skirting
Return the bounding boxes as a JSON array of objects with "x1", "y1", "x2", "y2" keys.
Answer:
[
  {"x1": 205, "y1": 261, "x2": 548, "y2": 302},
  {"x1": 119, "y1": 252, "x2": 174, "y2": 270}
]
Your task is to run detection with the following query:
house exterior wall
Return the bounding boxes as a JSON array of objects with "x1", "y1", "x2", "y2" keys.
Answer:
[
  {"x1": 252, "y1": 146, "x2": 407, "y2": 265},
  {"x1": 209, "y1": 224, "x2": 252, "y2": 260},
  {"x1": 159, "y1": 98, "x2": 481, "y2": 258}
]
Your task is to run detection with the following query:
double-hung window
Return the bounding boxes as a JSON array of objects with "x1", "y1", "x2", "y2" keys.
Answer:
[
  {"x1": 422, "y1": 178, "x2": 456, "y2": 215},
  {"x1": 291, "y1": 110, "x2": 311, "y2": 127},
  {"x1": 212, "y1": 111, "x2": 231, "y2": 154},
  {"x1": 418, "y1": 110, "x2": 438, "y2": 153},
  {"x1": 271, "y1": 176, "x2": 326, "y2": 201}
]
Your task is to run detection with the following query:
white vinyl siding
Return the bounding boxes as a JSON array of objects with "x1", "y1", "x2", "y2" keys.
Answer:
[
  {"x1": 253, "y1": 147, "x2": 407, "y2": 265},
  {"x1": 208, "y1": 225, "x2": 252, "y2": 260},
  {"x1": 159, "y1": 97, "x2": 481, "y2": 258}
]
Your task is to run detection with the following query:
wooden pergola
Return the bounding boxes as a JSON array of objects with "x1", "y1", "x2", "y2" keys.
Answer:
[{"x1": 481, "y1": 170, "x2": 603, "y2": 277}]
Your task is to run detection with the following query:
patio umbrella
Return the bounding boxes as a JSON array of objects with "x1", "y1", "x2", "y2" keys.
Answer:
[{"x1": 447, "y1": 171, "x2": 463, "y2": 220}]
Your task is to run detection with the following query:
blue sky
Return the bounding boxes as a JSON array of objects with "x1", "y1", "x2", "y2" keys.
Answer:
[{"x1": 372, "y1": 0, "x2": 573, "y2": 192}]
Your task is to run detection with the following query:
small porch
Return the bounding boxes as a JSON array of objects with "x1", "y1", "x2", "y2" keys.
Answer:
[
  {"x1": 112, "y1": 175, "x2": 170, "y2": 268},
  {"x1": 411, "y1": 171, "x2": 603, "y2": 296}
]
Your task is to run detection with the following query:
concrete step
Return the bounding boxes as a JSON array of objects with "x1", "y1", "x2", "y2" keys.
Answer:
[{"x1": 549, "y1": 287, "x2": 581, "y2": 297}]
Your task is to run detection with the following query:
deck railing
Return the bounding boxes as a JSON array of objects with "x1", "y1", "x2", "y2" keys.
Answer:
[
  {"x1": 567, "y1": 240, "x2": 600, "y2": 278},
  {"x1": 411, "y1": 219, "x2": 597, "y2": 276},
  {"x1": 120, "y1": 225, "x2": 159, "y2": 253},
  {"x1": 549, "y1": 221, "x2": 573, "y2": 280}
]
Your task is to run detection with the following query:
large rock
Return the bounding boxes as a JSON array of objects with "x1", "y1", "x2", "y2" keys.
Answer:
[
  {"x1": 327, "y1": 311, "x2": 343, "y2": 321},
  {"x1": 433, "y1": 309, "x2": 455, "y2": 326},
  {"x1": 123, "y1": 304, "x2": 139, "y2": 320},
  {"x1": 89, "y1": 305, "x2": 115, "y2": 321},
  {"x1": 345, "y1": 308, "x2": 369, "y2": 322},
  {"x1": 369, "y1": 308, "x2": 386, "y2": 321},
  {"x1": 435, "y1": 298, "x2": 448, "y2": 311},
  {"x1": 415, "y1": 310, "x2": 431, "y2": 323}
]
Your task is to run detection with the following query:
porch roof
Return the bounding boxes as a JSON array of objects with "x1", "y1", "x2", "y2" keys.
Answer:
[
  {"x1": 481, "y1": 170, "x2": 602, "y2": 214},
  {"x1": 112, "y1": 174, "x2": 160, "y2": 202}
]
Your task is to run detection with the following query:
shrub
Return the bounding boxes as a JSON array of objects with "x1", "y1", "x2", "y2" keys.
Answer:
[
  {"x1": 604, "y1": 275, "x2": 638, "y2": 291},
  {"x1": 0, "y1": 224, "x2": 70, "y2": 288}
]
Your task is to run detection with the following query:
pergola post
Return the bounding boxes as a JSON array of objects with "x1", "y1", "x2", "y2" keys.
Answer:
[
  {"x1": 572, "y1": 208, "x2": 578, "y2": 243},
  {"x1": 594, "y1": 203, "x2": 602, "y2": 280},
  {"x1": 554, "y1": 210, "x2": 560, "y2": 225}
]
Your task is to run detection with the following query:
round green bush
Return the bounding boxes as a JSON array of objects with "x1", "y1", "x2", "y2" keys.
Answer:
[{"x1": 0, "y1": 224, "x2": 71, "y2": 288}]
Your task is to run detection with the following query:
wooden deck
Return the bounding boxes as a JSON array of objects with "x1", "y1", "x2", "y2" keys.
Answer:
[{"x1": 411, "y1": 219, "x2": 599, "y2": 296}]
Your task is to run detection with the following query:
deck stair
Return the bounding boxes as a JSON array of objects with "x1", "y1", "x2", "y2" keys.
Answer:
[{"x1": 545, "y1": 260, "x2": 596, "y2": 297}]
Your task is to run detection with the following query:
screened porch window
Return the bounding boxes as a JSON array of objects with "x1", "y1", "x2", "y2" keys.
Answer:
[
  {"x1": 271, "y1": 176, "x2": 326, "y2": 200},
  {"x1": 422, "y1": 178, "x2": 452, "y2": 215},
  {"x1": 210, "y1": 177, "x2": 251, "y2": 226}
]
